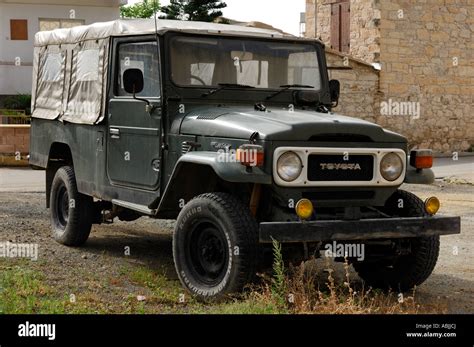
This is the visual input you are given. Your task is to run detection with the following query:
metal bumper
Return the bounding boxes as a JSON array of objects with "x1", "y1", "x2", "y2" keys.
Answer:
[{"x1": 259, "y1": 216, "x2": 461, "y2": 243}]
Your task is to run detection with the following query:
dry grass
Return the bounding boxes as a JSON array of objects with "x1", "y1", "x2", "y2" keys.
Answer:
[{"x1": 255, "y1": 240, "x2": 447, "y2": 314}]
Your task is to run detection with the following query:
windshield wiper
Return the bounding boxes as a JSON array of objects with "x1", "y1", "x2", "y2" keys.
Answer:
[
  {"x1": 202, "y1": 83, "x2": 255, "y2": 97},
  {"x1": 266, "y1": 84, "x2": 315, "y2": 101}
]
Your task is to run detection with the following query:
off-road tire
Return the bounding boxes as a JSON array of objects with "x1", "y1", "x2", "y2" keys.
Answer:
[
  {"x1": 50, "y1": 166, "x2": 93, "y2": 246},
  {"x1": 354, "y1": 190, "x2": 440, "y2": 291},
  {"x1": 173, "y1": 192, "x2": 258, "y2": 301}
]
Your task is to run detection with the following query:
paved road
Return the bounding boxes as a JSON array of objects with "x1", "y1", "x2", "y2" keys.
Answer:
[
  {"x1": 433, "y1": 156, "x2": 474, "y2": 182},
  {"x1": 0, "y1": 167, "x2": 45, "y2": 192},
  {"x1": 1, "y1": 156, "x2": 472, "y2": 193}
]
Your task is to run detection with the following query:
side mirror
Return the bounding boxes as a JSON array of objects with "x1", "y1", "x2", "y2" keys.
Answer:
[
  {"x1": 123, "y1": 68, "x2": 144, "y2": 95},
  {"x1": 329, "y1": 79, "x2": 340, "y2": 106},
  {"x1": 123, "y1": 68, "x2": 155, "y2": 114}
]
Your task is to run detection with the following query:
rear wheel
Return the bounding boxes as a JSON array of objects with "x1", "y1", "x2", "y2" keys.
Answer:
[
  {"x1": 50, "y1": 166, "x2": 93, "y2": 246},
  {"x1": 354, "y1": 190, "x2": 440, "y2": 291},
  {"x1": 173, "y1": 192, "x2": 258, "y2": 301}
]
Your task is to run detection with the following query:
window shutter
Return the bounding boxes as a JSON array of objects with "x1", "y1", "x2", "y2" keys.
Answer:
[
  {"x1": 330, "y1": 4, "x2": 340, "y2": 50},
  {"x1": 10, "y1": 19, "x2": 28, "y2": 40},
  {"x1": 340, "y1": 2, "x2": 351, "y2": 53}
]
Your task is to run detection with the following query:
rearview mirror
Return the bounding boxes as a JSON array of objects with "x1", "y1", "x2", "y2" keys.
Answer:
[
  {"x1": 123, "y1": 68, "x2": 144, "y2": 95},
  {"x1": 329, "y1": 79, "x2": 340, "y2": 106}
]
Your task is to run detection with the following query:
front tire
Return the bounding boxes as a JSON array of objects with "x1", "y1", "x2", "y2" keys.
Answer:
[
  {"x1": 50, "y1": 166, "x2": 93, "y2": 246},
  {"x1": 354, "y1": 190, "x2": 440, "y2": 291},
  {"x1": 173, "y1": 192, "x2": 258, "y2": 301}
]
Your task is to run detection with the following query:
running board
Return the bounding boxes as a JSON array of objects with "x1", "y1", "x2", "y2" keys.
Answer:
[{"x1": 111, "y1": 199, "x2": 156, "y2": 216}]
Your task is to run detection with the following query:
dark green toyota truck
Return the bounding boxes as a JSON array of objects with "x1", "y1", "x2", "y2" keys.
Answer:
[{"x1": 29, "y1": 19, "x2": 460, "y2": 300}]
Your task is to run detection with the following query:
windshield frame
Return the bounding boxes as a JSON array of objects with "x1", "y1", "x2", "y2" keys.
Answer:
[{"x1": 164, "y1": 31, "x2": 328, "y2": 99}]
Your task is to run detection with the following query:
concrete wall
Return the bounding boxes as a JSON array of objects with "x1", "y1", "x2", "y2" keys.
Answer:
[{"x1": 0, "y1": 1, "x2": 122, "y2": 95}]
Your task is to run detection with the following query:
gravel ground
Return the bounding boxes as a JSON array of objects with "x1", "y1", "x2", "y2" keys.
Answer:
[{"x1": 0, "y1": 181, "x2": 472, "y2": 313}]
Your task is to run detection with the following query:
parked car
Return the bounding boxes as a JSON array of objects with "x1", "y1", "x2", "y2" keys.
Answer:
[{"x1": 29, "y1": 19, "x2": 460, "y2": 301}]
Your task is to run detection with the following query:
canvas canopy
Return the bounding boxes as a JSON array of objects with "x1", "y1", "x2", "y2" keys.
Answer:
[{"x1": 31, "y1": 19, "x2": 295, "y2": 125}]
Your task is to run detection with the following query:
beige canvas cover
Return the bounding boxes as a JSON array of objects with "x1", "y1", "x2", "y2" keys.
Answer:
[{"x1": 31, "y1": 19, "x2": 294, "y2": 125}]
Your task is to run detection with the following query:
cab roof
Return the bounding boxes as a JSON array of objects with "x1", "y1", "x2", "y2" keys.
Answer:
[{"x1": 34, "y1": 18, "x2": 298, "y2": 47}]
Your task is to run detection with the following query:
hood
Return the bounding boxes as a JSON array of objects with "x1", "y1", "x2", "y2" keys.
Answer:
[{"x1": 180, "y1": 106, "x2": 406, "y2": 143}]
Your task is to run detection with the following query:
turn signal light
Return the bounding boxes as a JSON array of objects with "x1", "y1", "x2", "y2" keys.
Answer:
[
  {"x1": 410, "y1": 149, "x2": 433, "y2": 169},
  {"x1": 295, "y1": 199, "x2": 314, "y2": 220},
  {"x1": 424, "y1": 196, "x2": 440, "y2": 215},
  {"x1": 237, "y1": 144, "x2": 264, "y2": 167}
]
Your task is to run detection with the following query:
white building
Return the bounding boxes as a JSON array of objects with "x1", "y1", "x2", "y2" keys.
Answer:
[{"x1": 0, "y1": 0, "x2": 126, "y2": 96}]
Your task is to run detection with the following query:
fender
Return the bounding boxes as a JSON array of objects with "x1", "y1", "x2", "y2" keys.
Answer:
[{"x1": 155, "y1": 151, "x2": 271, "y2": 218}]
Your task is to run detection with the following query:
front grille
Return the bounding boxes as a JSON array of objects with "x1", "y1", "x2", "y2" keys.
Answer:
[{"x1": 307, "y1": 154, "x2": 374, "y2": 181}]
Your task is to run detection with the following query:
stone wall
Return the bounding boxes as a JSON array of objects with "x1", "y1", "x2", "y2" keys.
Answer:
[
  {"x1": 305, "y1": 0, "x2": 474, "y2": 152},
  {"x1": 326, "y1": 49, "x2": 380, "y2": 124},
  {"x1": 349, "y1": 0, "x2": 380, "y2": 64},
  {"x1": 305, "y1": 0, "x2": 318, "y2": 38},
  {"x1": 306, "y1": 0, "x2": 380, "y2": 63},
  {"x1": 377, "y1": 0, "x2": 473, "y2": 152}
]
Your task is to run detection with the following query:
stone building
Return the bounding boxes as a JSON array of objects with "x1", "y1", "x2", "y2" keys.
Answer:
[{"x1": 306, "y1": 0, "x2": 473, "y2": 152}]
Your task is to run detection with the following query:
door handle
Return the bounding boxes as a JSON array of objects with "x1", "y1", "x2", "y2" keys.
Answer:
[{"x1": 110, "y1": 128, "x2": 120, "y2": 139}]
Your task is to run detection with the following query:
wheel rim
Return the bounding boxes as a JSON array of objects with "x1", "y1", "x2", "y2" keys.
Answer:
[
  {"x1": 56, "y1": 183, "x2": 69, "y2": 228},
  {"x1": 186, "y1": 222, "x2": 229, "y2": 286}
]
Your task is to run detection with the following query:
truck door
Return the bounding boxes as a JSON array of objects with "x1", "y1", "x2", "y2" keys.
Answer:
[{"x1": 107, "y1": 39, "x2": 162, "y2": 191}]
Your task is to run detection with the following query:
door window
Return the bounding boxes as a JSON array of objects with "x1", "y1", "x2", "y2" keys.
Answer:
[{"x1": 117, "y1": 42, "x2": 160, "y2": 97}]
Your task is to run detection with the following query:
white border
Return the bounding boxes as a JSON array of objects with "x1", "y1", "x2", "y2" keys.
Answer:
[{"x1": 273, "y1": 147, "x2": 406, "y2": 187}]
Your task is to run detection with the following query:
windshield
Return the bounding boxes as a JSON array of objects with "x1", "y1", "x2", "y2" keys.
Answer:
[{"x1": 170, "y1": 36, "x2": 321, "y2": 90}]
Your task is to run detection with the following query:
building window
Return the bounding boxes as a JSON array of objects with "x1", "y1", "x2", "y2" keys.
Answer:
[
  {"x1": 10, "y1": 19, "x2": 28, "y2": 40},
  {"x1": 39, "y1": 18, "x2": 85, "y2": 31},
  {"x1": 330, "y1": 0, "x2": 350, "y2": 53}
]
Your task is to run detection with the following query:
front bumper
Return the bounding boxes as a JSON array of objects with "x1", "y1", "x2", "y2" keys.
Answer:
[{"x1": 259, "y1": 216, "x2": 461, "y2": 243}]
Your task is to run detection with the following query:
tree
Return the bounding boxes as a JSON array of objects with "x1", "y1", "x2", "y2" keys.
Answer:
[
  {"x1": 160, "y1": 0, "x2": 227, "y2": 22},
  {"x1": 120, "y1": 0, "x2": 160, "y2": 19}
]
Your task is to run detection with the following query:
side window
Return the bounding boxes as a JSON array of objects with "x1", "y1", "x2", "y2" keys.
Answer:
[{"x1": 117, "y1": 42, "x2": 160, "y2": 97}]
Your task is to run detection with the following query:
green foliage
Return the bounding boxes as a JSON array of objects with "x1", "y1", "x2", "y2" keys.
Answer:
[
  {"x1": 120, "y1": 0, "x2": 160, "y2": 19},
  {"x1": 160, "y1": 0, "x2": 227, "y2": 22},
  {"x1": 3, "y1": 94, "x2": 31, "y2": 115},
  {"x1": 0, "y1": 266, "x2": 64, "y2": 314},
  {"x1": 271, "y1": 238, "x2": 287, "y2": 307}
]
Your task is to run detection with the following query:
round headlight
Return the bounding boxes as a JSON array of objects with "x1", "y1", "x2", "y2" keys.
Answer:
[
  {"x1": 380, "y1": 153, "x2": 404, "y2": 181},
  {"x1": 277, "y1": 151, "x2": 303, "y2": 182}
]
